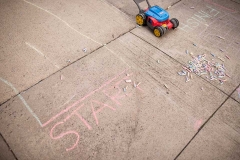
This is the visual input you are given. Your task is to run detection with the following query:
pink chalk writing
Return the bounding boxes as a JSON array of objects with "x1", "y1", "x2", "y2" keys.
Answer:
[
  {"x1": 204, "y1": 0, "x2": 236, "y2": 12},
  {"x1": 50, "y1": 122, "x2": 80, "y2": 151},
  {"x1": 64, "y1": 104, "x2": 92, "y2": 130},
  {"x1": 45, "y1": 69, "x2": 143, "y2": 151},
  {"x1": 103, "y1": 79, "x2": 128, "y2": 106},
  {"x1": 42, "y1": 69, "x2": 127, "y2": 127},
  {"x1": 91, "y1": 100, "x2": 116, "y2": 125}
]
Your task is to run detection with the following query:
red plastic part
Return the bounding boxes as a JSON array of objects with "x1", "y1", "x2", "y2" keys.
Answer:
[{"x1": 147, "y1": 17, "x2": 173, "y2": 29}]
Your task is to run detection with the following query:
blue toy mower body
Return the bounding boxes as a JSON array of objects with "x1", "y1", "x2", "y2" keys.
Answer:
[{"x1": 133, "y1": 0, "x2": 179, "y2": 37}]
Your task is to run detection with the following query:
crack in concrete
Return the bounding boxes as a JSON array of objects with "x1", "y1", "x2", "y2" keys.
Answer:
[
  {"x1": 0, "y1": 133, "x2": 18, "y2": 160},
  {"x1": 231, "y1": 0, "x2": 240, "y2": 4},
  {"x1": 130, "y1": 32, "x2": 231, "y2": 97},
  {"x1": 166, "y1": 0, "x2": 183, "y2": 10},
  {"x1": 174, "y1": 83, "x2": 240, "y2": 160},
  {"x1": 0, "y1": 26, "x2": 136, "y2": 107}
]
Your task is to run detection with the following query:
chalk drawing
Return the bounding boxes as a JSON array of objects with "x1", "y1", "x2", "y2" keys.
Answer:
[
  {"x1": 58, "y1": 94, "x2": 76, "y2": 109},
  {"x1": 102, "y1": 73, "x2": 143, "y2": 106},
  {"x1": 204, "y1": 0, "x2": 236, "y2": 12},
  {"x1": 50, "y1": 121, "x2": 80, "y2": 151},
  {"x1": 64, "y1": 104, "x2": 92, "y2": 130},
  {"x1": 103, "y1": 79, "x2": 127, "y2": 106},
  {"x1": 199, "y1": 13, "x2": 240, "y2": 55},
  {"x1": 25, "y1": 42, "x2": 60, "y2": 68},
  {"x1": 42, "y1": 69, "x2": 128, "y2": 127},
  {"x1": 23, "y1": 0, "x2": 102, "y2": 46},
  {"x1": 104, "y1": 46, "x2": 131, "y2": 68},
  {"x1": 179, "y1": 5, "x2": 221, "y2": 32},
  {"x1": 0, "y1": 77, "x2": 43, "y2": 126},
  {"x1": 23, "y1": 0, "x2": 131, "y2": 67},
  {"x1": 91, "y1": 100, "x2": 116, "y2": 125},
  {"x1": 44, "y1": 70, "x2": 144, "y2": 151}
]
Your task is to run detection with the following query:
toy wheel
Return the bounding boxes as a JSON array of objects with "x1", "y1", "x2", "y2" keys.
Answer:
[
  {"x1": 162, "y1": 26, "x2": 167, "y2": 34},
  {"x1": 153, "y1": 26, "x2": 164, "y2": 37},
  {"x1": 170, "y1": 18, "x2": 179, "y2": 29},
  {"x1": 136, "y1": 13, "x2": 146, "y2": 26}
]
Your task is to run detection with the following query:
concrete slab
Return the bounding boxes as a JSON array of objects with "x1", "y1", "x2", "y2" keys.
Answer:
[
  {"x1": 0, "y1": 0, "x2": 134, "y2": 104},
  {"x1": 232, "y1": 0, "x2": 240, "y2": 4},
  {"x1": 131, "y1": 0, "x2": 240, "y2": 95},
  {"x1": 0, "y1": 33, "x2": 227, "y2": 160},
  {"x1": 104, "y1": 0, "x2": 180, "y2": 18},
  {"x1": 177, "y1": 98, "x2": 240, "y2": 160},
  {"x1": 231, "y1": 85, "x2": 240, "y2": 103},
  {"x1": 0, "y1": 134, "x2": 16, "y2": 160}
]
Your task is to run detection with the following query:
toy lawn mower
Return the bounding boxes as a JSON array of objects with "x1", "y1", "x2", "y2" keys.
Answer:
[{"x1": 133, "y1": 0, "x2": 179, "y2": 37}]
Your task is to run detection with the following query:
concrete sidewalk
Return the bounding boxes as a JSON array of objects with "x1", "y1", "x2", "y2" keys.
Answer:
[{"x1": 0, "y1": 0, "x2": 239, "y2": 160}]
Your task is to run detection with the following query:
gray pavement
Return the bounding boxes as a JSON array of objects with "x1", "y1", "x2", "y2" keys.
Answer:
[{"x1": 0, "y1": 0, "x2": 240, "y2": 160}]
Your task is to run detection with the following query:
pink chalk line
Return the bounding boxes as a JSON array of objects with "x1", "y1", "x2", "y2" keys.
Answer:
[
  {"x1": 204, "y1": 0, "x2": 236, "y2": 12},
  {"x1": 194, "y1": 120, "x2": 203, "y2": 131},
  {"x1": 91, "y1": 100, "x2": 116, "y2": 125},
  {"x1": 50, "y1": 121, "x2": 80, "y2": 151},
  {"x1": 64, "y1": 104, "x2": 92, "y2": 130},
  {"x1": 42, "y1": 69, "x2": 128, "y2": 127}
]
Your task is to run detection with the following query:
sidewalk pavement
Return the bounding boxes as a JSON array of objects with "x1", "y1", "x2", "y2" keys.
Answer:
[{"x1": 0, "y1": 0, "x2": 239, "y2": 160}]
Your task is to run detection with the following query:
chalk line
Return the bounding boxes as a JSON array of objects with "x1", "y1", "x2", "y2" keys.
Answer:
[
  {"x1": 204, "y1": 0, "x2": 236, "y2": 12},
  {"x1": 23, "y1": 0, "x2": 133, "y2": 69},
  {"x1": 25, "y1": 42, "x2": 60, "y2": 68},
  {"x1": 42, "y1": 69, "x2": 128, "y2": 127},
  {"x1": 25, "y1": 42, "x2": 44, "y2": 56},
  {"x1": 23, "y1": 0, "x2": 102, "y2": 46},
  {"x1": 58, "y1": 94, "x2": 76, "y2": 109},
  {"x1": 50, "y1": 121, "x2": 80, "y2": 151},
  {"x1": 0, "y1": 77, "x2": 43, "y2": 126},
  {"x1": 104, "y1": 46, "x2": 131, "y2": 68}
]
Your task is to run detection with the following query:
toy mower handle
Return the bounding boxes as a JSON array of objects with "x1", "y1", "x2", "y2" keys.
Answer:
[{"x1": 133, "y1": 0, "x2": 151, "y2": 13}]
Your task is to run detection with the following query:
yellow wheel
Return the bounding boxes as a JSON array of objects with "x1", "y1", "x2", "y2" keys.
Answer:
[
  {"x1": 136, "y1": 13, "x2": 146, "y2": 26},
  {"x1": 154, "y1": 28, "x2": 161, "y2": 37},
  {"x1": 153, "y1": 27, "x2": 164, "y2": 37}
]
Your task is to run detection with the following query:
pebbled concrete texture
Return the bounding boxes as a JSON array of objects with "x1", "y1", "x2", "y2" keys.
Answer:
[
  {"x1": 104, "y1": 0, "x2": 180, "y2": 18},
  {"x1": 0, "y1": 33, "x2": 227, "y2": 160},
  {"x1": 0, "y1": 0, "x2": 134, "y2": 104},
  {"x1": 0, "y1": 134, "x2": 16, "y2": 160},
  {"x1": 0, "y1": 0, "x2": 240, "y2": 160},
  {"x1": 131, "y1": 0, "x2": 240, "y2": 95},
  {"x1": 177, "y1": 98, "x2": 240, "y2": 160},
  {"x1": 231, "y1": 85, "x2": 240, "y2": 103}
]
